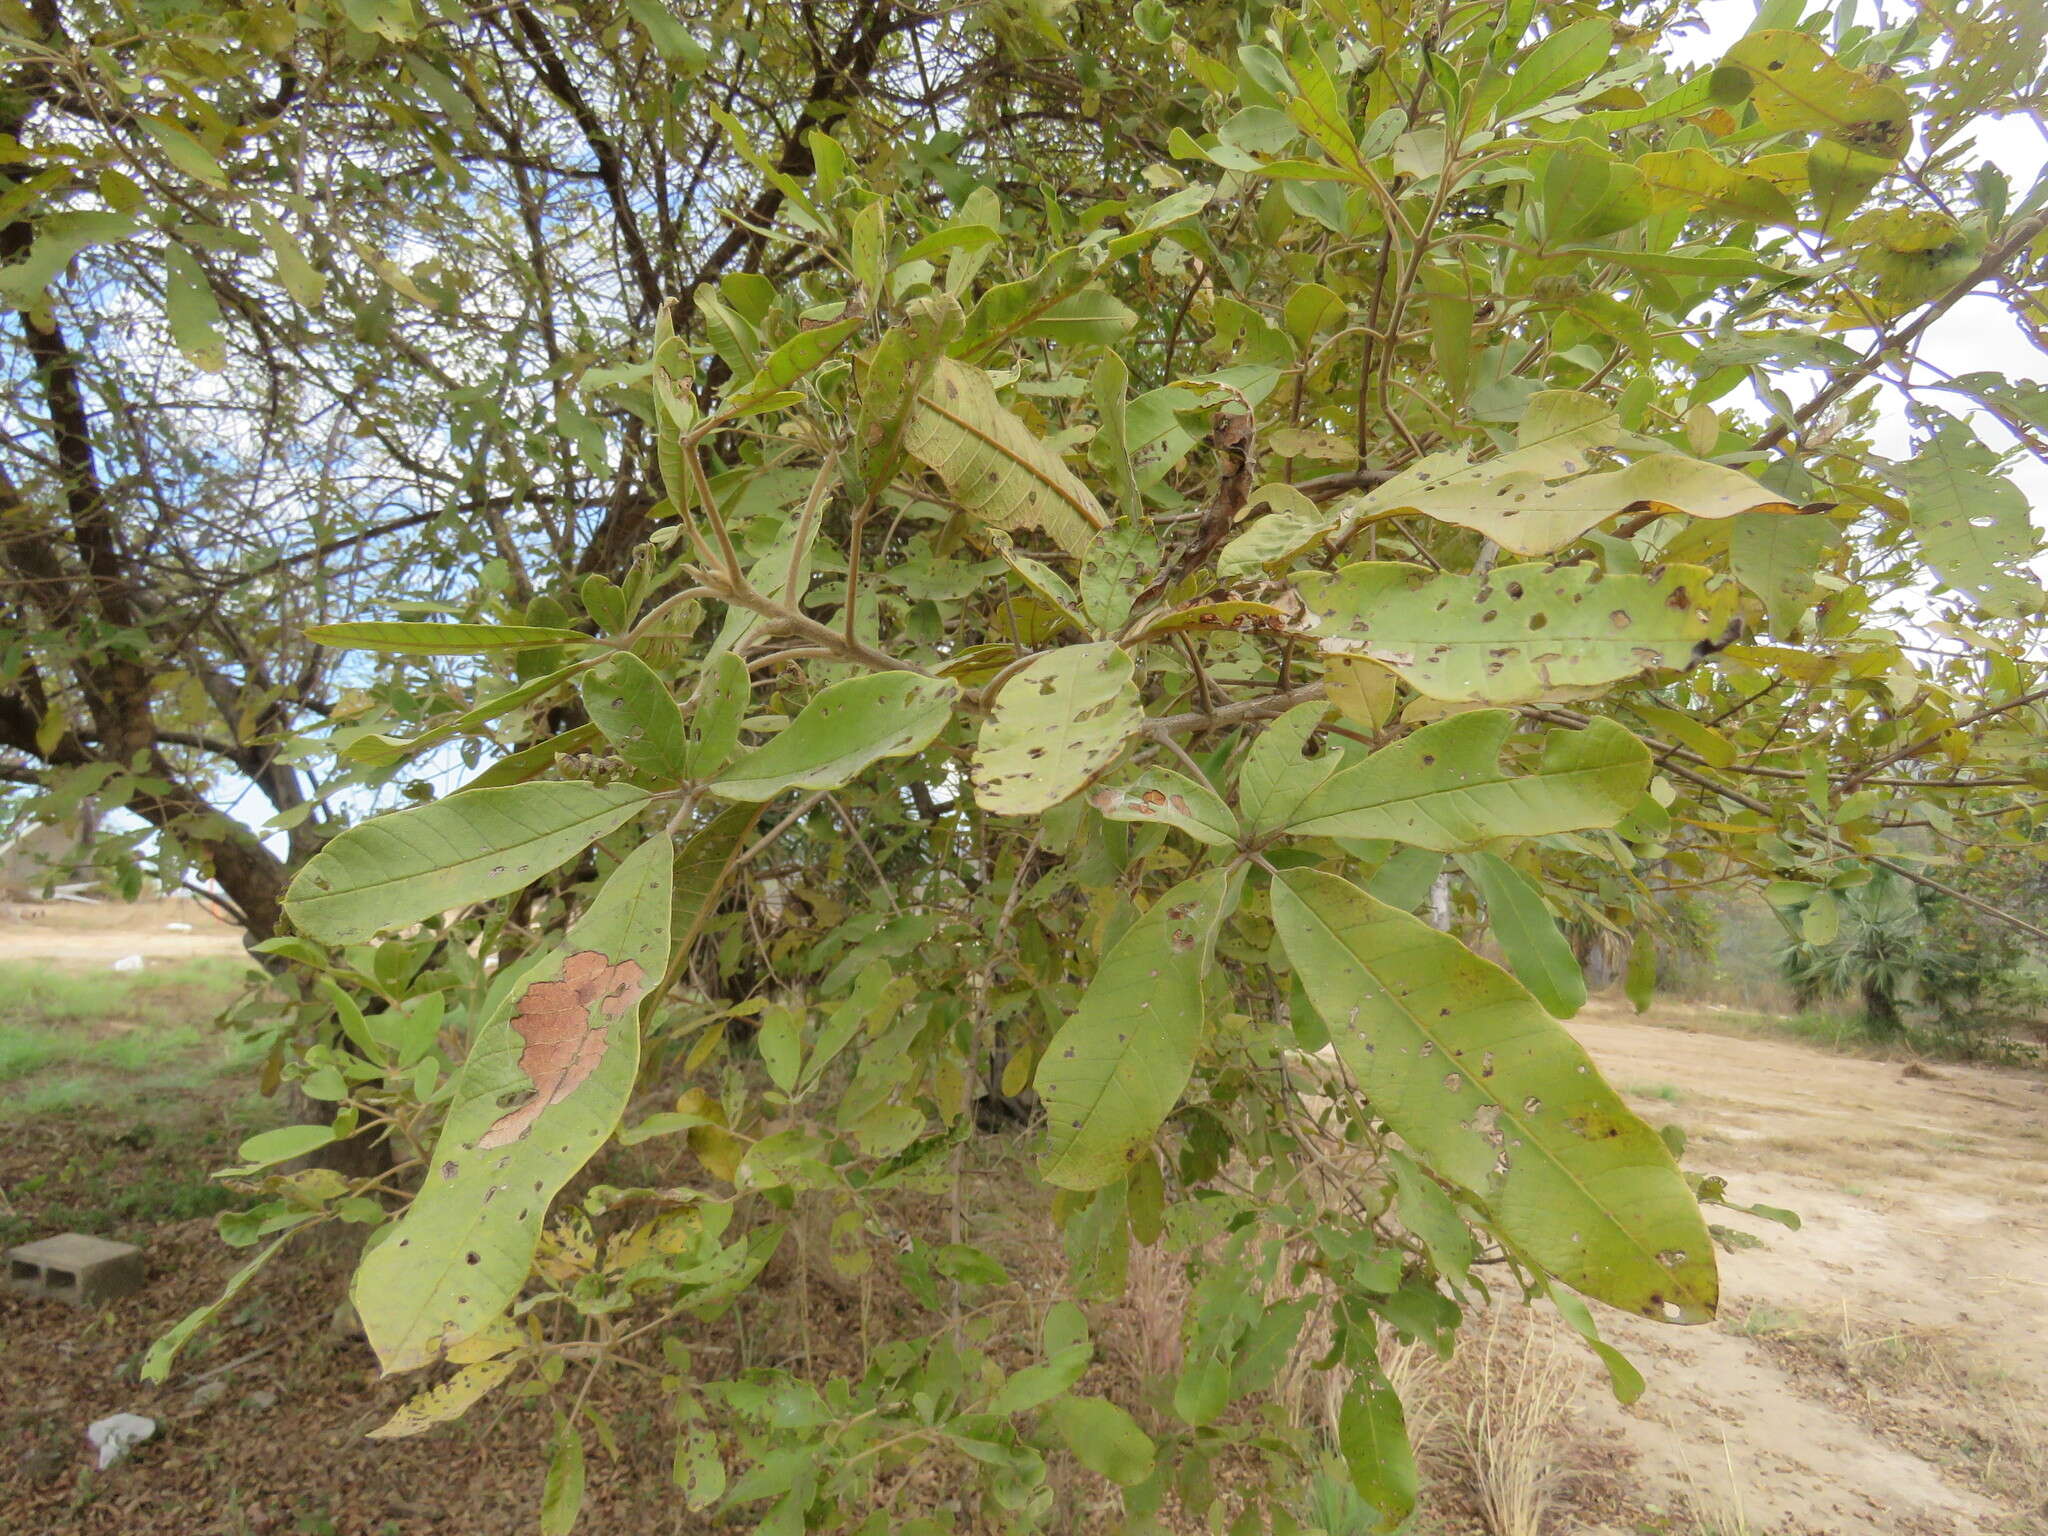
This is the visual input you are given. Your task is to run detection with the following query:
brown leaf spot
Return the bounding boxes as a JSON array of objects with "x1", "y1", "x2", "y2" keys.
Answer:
[{"x1": 477, "y1": 951, "x2": 645, "y2": 1149}]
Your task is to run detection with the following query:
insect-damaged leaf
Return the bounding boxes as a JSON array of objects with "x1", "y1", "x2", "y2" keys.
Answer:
[
  {"x1": 1273, "y1": 869, "x2": 1716, "y2": 1324},
  {"x1": 1893, "y1": 426, "x2": 2045, "y2": 616},
  {"x1": 972, "y1": 642, "x2": 1141, "y2": 815},
  {"x1": 708, "y1": 671, "x2": 956, "y2": 801},
  {"x1": 1297, "y1": 561, "x2": 1737, "y2": 704},
  {"x1": 581, "y1": 652, "x2": 689, "y2": 783},
  {"x1": 1037, "y1": 867, "x2": 1233, "y2": 1190},
  {"x1": 284, "y1": 783, "x2": 650, "y2": 945},
  {"x1": 1090, "y1": 767, "x2": 1239, "y2": 847},
  {"x1": 367, "y1": 1356, "x2": 519, "y2": 1438},
  {"x1": 903, "y1": 356, "x2": 1109, "y2": 555},
  {"x1": 1283, "y1": 712, "x2": 1650, "y2": 849},
  {"x1": 350, "y1": 837, "x2": 671, "y2": 1373},
  {"x1": 1720, "y1": 30, "x2": 1911, "y2": 149}
]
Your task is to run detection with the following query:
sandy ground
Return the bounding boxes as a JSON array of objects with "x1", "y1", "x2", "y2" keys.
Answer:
[
  {"x1": 0, "y1": 899, "x2": 249, "y2": 962},
  {"x1": 1568, "y1": 998, "x2": 2048, "y2": 1536}
]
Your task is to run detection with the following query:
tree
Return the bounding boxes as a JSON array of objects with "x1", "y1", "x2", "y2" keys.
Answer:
[{"x1": 3, "y1": 0, "x2": 2046, "y2": 1528}]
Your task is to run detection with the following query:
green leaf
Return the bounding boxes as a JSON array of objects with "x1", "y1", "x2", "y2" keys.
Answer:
[
  {"x1": 249, "y1": 208, "x2": 327, "y2": 306},
  {"x1": 306, "y1": 622, "x2": 593, "y2": 655},
  {"x1": 1722, "y1": 31, "x2": 1911, "y2": 147},
  {"x1": 460, "y1": 724, "x2": 604, "y2": 791},
  {"x1": 351, "y1": 838, "x2": 672, "y2": 1372},
  {"x1": 708, "y1": 671, "x2": 956, "y2": 801},
  {"x1": 0, "y1": 210, "x2": 135, "y2": 303},
  {"x1": 682, "y1": 651, "x2": 750, "y2": 778},
  {"x1": 540, "y1": 1419, "x2": 587, "y2": 1536},
  {"x1": 1078, "y1": 519, "x2": 1162, "y2": 633},
  {"x1": 1045, "y1": 1396, "x2": 1156, "y2": 1486},
  {"x1": 1016, "y1": 288, "x2": 1138, "y2": 345},
  {"x1": 672, "y1": 1426, "x2": 727, "y2": 1510},
  {"x1": 1624, "y1": 929, "x2": 1657, "y2": 1013},
  {"x1": 284, "y1": 783, "x2": 649, "y2": 945},
  {"x1": 1285, "y1": 712, "x2": 1650, "y2": 848},
  {"x1": 1298, "y1": 561, "x2": 1738, "y2": 704},
  {"x1": 1089, "y1": 767, "x2": 1239, "y2": 847},
  {"x1": 141, "y1": 1234, "x2": 293, "y2": 1382},
  {"x1": 972, "y1": 642, "x2": 1140, "y2": 815},
  {"x1": 1273, "y1": 869, "x2": 1716, "y2": 1323},
  {"x1": 1460, "y1": 852, "x2": 1587, "y2": 1019},
  {"x1": 343, "y1": 661, "x2": 591, "y2": 768},
  {"x1": 1730, "y1": 512, "x2": 1837, "y2": 634},
  {"x1": 725, "y1": 316, "x2": 863, "y2": 413},
  {"x1": 1238, "y1": 700, "x2": 1342, "y2": 835},
  {"x1": 164, "y1": 243, "x2": 227, "y2": 372},
  {"x1": 140, "y1": 117, "x2": 227, "y2": 185},
  {"x1": 904, "y1": 357, "x2": 1109, "y2": 556},
  {"x1": 224, "y1": 1123, "x2": 338, "y2": 1174},
  {"x1": 1894, "y1": 427, "x2": 2045, "y2": 615},
  {"x1": 624, "y1": 0, "x2": 709, "y2": 68},
  {"x1": 1548, "y1": 1282, "x2": 1646, "y2": 1404},
  {"x1": 1037, "y1": 867, "x2": 1233, "y2": 1189},
  {"x1": 581, "y1": 652, "x2": 689, "y2": 783},
  {"x1": 1495, "y1": 17, "x2": 1612, "y2": 121},
  {"x1": 1337, "y1": 1365, "x2": 1417, "y2": 1532}
]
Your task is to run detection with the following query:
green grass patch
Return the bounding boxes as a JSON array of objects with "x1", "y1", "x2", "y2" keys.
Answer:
[{"x1": 1624, "y1": 1081, "x2": 1685, "y2": 1103}]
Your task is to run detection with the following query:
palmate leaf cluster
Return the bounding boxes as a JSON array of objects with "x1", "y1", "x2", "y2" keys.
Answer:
[{"x1": 1, "y1": 0, "x2": 2044, "y2": 1530}]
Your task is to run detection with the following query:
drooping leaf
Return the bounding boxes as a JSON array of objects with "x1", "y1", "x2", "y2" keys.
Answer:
[
  {"x1": 581, "y1": 651, "x2": 689, "y2": 783},
  {"x1": 903, "y1": 357, "x2": 1109, "y2": 555},
  {"x1": 1459, "y1": 852, "x2": 1588, "y2": 1019},
  {"x1": 540, "y1": 1419, "x2": 587, "y2": 1536},
  {"x1": 1037, "y1": 867, "x2": 1233, "y2": 1189},
  {"x1": 1089, "y1": 768, "x2": 1239, "y2": 847},
  {"x1": 307, "y1": 621, "x2": 593, "y2": 654},
  {"x1": 1337, "y1": 1365, "x2": 1417, "y2": 1533},
  {"x1": 1297, "y1": 561, "x2": 1738, "y2": 704},
  {"x1": 1045, "y1": 1396, "x2": 1156, "y2": 1486},
  {"x1": 351, "y1": 837, "x2": 672, "y2": 1372},
  {"x1": 972, "y1": 642, "x2": 1140, "y2": 815},
  {"x1": 709, "y1": 672, "x2": 957, "y2": 801},
  {"x1": 368, "y1": 1356, "x2": 520, "y2": 1438},
  {"x1": 1273, "y1": 869, "x2": 1716, "y2": 1323},
  {"x1": 164, "y1": 242, "x2": 227, "y2": 372},
  {"x1": 1284, "y1": 712, "x2": 1650, "y2": 849},
  {"x1": 1730, "y1": 512, "x2": 1837, "y2": 634},
  {"x1": 284, "y1": 783, "x2": 650, "y2": 945}
]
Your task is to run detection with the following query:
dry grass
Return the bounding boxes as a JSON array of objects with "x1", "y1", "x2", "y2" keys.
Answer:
[{"x1": 1448, "y1": 1312, "x2": 1583, "y2": 1536}]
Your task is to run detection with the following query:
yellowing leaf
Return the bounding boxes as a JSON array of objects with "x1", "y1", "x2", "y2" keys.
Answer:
[
  {"x1": 1037, "y1": 868, "x2": 1232, "y2": 1189},
  {"x1": 367, "y1": 1356, "x2": 519, "y2": 1438},
  {"x1": 1274, "y1": 869, "x2": 1716, "y2": 1323},
  {"x1": 350, "y1": 838, "x2": 672, "y2": 1372},
  {"x1": 904, "y1": 357, "x2": 1109, "y2": 555},
  {"x1": 1298, "y1": 562, "x2": 1739, "y2": 703},
  {"x1": 972, "y1": 642, "x2": 1140, "y2": 815}
]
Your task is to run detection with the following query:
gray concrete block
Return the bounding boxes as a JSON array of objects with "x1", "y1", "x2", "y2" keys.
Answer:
[{"x1": 6, "y1": 1233, "x2": 146, "y2": 1305}]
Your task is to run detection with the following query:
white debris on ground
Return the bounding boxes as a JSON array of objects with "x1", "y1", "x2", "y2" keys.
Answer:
[
  {"x1": 85, "y1": 1412, "x2": 156, "y2": 1469},
  {"x1": 109, "y1": 953, "x2": 144, "y2": 972}
]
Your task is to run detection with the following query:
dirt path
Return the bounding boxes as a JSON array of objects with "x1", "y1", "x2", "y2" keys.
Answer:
[
  {"x1": 1567, "y1": 999, "x2": 2048, "y2": 1535},
  {"x1": 0, "y1": 900, "x2": 248, "y2": 962}
]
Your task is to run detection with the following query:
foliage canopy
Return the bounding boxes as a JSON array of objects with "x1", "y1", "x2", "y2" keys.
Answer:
[{"x1": 5, "y1": 0, "x2": 2048, "y2": 1528}]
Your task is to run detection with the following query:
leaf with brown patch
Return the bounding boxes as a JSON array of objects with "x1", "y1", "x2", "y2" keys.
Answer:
[{"x1": 479, "y1": 952, "x2": 648, "y2": 1149}]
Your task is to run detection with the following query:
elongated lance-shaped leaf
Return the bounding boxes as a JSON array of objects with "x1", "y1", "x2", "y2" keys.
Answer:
[
  {"x1": 1337, "y1": 1362, "x2": 1417, "y2": 1533},
  {"x1": 1273, "y1": 869, "x2": 1716, "y2": 1323},
  {"x1": 1284, "y1": 712, "x2": 1649, "y2": 848},
  {"x1": 1362, "y1": 452, "x2": 1793, "y2": 557},
  {"x1": 972, "y1": 642, "x2": 1140, "y2": 815},
  {"x1": 352, "y1": 836, "x2": 673, "y2": 1372},
  {"x1": 709, "y1": 672, "x2": 957, "y2": 801},
  {"x1": 1458, "y1": 852, "x2": 1587, "y2": 1019},
  {"x1": 343, "y1": 659, "x2": 593, "y2": 767},
  {"x1": 284, "y1": 783, "x2": 650, "y2": 944},
  {"x1": 1297, "y1": 562, "x2": 1737, "y2": 704},
  {"x1": 903, "y1": 356, "x2": 1108, "y2": 555},
  {"x1": 1037, "y1": 867, "x2": 1235, "y2": 1189},
  {"x1": 1089, "y1": 767, "x2": 1239, "y2": 847},
  {"x1": 306, "y1": 621, "x2": 594, "y2": 654}
]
